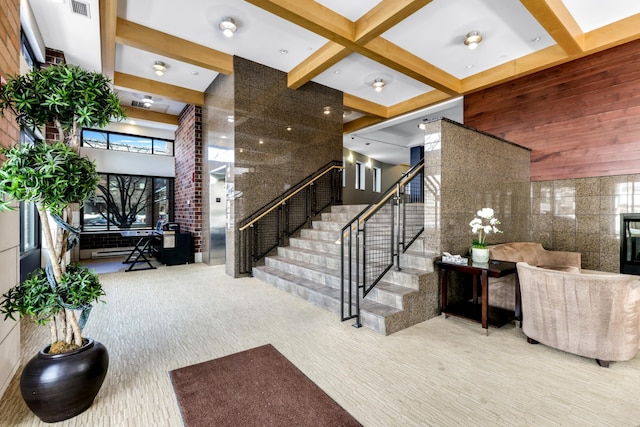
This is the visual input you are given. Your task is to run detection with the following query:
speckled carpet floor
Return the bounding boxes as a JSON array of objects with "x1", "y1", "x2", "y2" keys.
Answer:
[{"x1": 0, "y1": 263, "x2": 639, "y2": 426}]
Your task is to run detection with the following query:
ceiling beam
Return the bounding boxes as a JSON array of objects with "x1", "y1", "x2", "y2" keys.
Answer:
[
  {"x1": 114, "y1": 72, "x2": 204, "y2": 105},
  {"x1": 387, "y1": 90, "x2": 452, "y2": 117},
  {"x1": 288, "y1": 42, "x2": 350, "y2": 89},
  {"x1": 354, "y1": 0, "x2": 433, "y2": 44},
  {"x1": 343, "y1": 93, "x2": 388, "y2": 118},
  {"x1": 122, "y1": 106, "x2": 179, "y2": 126},
  {"x1": 287, "y1": 0, "x2": 434, "y2": 89},
  {"x1": 246, "y1": 0, "x2": 354, "y2": 45},
  {"x1": 461, "y1": 45, "x2": 569, "y2": 93},
  {"x1": 99, "y1": 0, "x2": 118, "y2": 79},
  {"x1": 584, "y1": 13, "x2": 640, "y2": 52},
  {"x1": 363, "y1": 38, "x2": 461, "y2": 94},
  {"x1": 520, "y1": 0, "x2": 584, "y2": 55},
  {"x1": 115, "y1": 18, "x2": 234, "y2": 74},
  {"x1": 343, "y1": 116, "x2": 384, "y2": 134},
  {"x1": 250, "y1": 0, "x2": 460, "y2": 95}
]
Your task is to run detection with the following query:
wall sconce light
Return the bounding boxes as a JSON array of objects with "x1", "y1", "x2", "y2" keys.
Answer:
[
  {"x1": 372, "y1": 78, "x2": 385, "y2": 92},
  {"x1": 347, "y1": 152, "x2": 354, "y2": 164},
  {"x1": 323, "y1": 106, "x2": 331, "y2": 115},
  {"x1": 220, "y1": 17, "x2": 237, "y2": 38},
  {"x1": 366, "y1": 159, "x2": 372, "y2": 169},
  {"x1": 153, "y1": 61, "x2": 166, "y2": 76},
  {"x1": 464, "y1": 31, "x2": 482, "y2": 50}
]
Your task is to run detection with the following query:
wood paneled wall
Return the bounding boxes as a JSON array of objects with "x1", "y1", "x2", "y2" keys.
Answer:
[{"x1": 464, "y1": 39, "x2": 640, "y2": 181}]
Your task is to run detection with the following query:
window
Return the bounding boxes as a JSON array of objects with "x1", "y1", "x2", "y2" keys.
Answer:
[
  {"x1": 82, "y1": 174, "x2": 173, "y2": 231},
  {"x1": 373, "y1": 167, "x2": 381, "y2": 193},
  {"x1": 19, "y1": 129, "x2": 40, "y2": 254},
  {"x1": 81, "y1": 129, "x2": 174, "y2": 156},
  {"x1": 355, "y1": 161, "x2": 366, "y2": 190},
  {"x1": 20, "y1": 31, "x2": 39, "y2": 70}
]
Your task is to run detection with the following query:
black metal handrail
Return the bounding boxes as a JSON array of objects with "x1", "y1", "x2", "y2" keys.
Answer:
[
  {"x1": 340, "y1": 159, "x2": 424, "y2": 327},
  {"x1": 238, "y1": 160, "x2": 343, "y2": 275}
]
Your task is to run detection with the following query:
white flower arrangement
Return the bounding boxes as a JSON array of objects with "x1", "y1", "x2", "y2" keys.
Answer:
[{"x1": 469, "y1": 207, "x2": 502, "y2": 248}]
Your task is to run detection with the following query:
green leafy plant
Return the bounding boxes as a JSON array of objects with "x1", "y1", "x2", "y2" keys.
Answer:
[{"x1": 0, "y1": 63, "x2": 125, "y2": 352}]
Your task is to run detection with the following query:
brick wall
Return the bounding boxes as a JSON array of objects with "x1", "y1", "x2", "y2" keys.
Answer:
[
  {"x1": 43, "y1": 48, "x2": 66, "y2": 142},
  {"x1": 174, "y1": 104, "x2": 203, "y2": 260},
  {"x1": 0, "y1": 0, "x2": 22, "y2": 400},
  {"x1": 0, "y1": 0, "x2": 20, "y2": 150}
]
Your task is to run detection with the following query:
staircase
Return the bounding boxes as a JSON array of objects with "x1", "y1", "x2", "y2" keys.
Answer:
[{"x1": 252, "y1": 205, "x2": 440, "y2": 335}]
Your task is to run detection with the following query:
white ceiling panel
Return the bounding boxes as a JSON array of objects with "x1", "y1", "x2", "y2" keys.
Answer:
[
  {"x1": 562, "y1": 0, "x2": 640, "y2": 32},
  {"x1": 119, "y1": 0, "x2": 328, "y2": 74},
  {"x1": 382, "y1": 0, "x2": 554, "y2": 79},
  {"x1": 313, "y1": 53, "x2": 434, "y2": 106}
]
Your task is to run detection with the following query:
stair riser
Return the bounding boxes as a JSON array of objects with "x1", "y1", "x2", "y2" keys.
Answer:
[
  {"x1": 300, "y1": 228, "x2": 341, "y2": 241},
  {"x1": 289, "y1": 238, "x2": 342, "y2": 254},
  {"x1": 265, "y1": 257, "x2": 341, "y2": 288},
  {"x1": 252, "y1": 268, "x2": 387, "y2": 334},
  {"x1": 277, "y1": 247, "x2": 341, "y2": 270}
]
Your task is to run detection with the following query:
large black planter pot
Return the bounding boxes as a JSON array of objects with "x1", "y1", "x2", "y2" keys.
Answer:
[{"x1": 20, "y1": 338, "x2": 109, "y2": 423}]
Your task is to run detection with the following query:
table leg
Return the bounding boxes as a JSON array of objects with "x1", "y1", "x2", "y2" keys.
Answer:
[
  {"x1": 514, "y1": 272, "x2": 522, "y2": 328},
  {"x1": 440, "y1": 267, "x2": 448, "y2": 318},
  {"x1": 481, "y1": 269, "x2": 488, "y2": 334}
]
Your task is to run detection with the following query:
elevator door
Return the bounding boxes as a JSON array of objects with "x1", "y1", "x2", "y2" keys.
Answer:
[{"x1": 209, "y1": 169, "x2": 226, "y2": 265}]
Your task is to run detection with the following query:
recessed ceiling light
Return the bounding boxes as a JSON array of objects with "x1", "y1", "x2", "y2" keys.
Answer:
[
  {"x1": 372, "y1": 78, "x2": 385, "y2": 92},
  {"x1": 192, "y1": 71, "x2": 199, "y2": 76},
  {"x1": 220, "y1": 17, "x2": 237, "y2": 38},
  {"x1": 153, "y1": 61, "x2": 166, "y2": 76},
  {"x1": 464, "y1": 31, "x2": 482, "y2": 50},
  {"x1": 334, "y1": 70, "x2": 341, "y2": 75},
  {"x1": 465, "y1": 64, "x2": 474, "y2": 69},
  {"x1": 531, "y1": 36, "x2": 542, "y2": 43},
  {"x1": 279, "y1": 49, "x2": 288, "y2": 55}
]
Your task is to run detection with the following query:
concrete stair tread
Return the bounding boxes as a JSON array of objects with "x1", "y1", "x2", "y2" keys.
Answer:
[
  {"x1": 269, "y1": 254, "x2": 340, "y2": 277},
  {"x1": 254, "y1": 266, "x2": 402, "y2": 318}
]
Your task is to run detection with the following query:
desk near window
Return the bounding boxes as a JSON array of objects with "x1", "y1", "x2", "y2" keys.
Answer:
[
  {"x1": 120, "y1": 226, "x2": 192, "y2": 271},
  {"x1": 435, "y1": 258, "x2": 520, "y2": 335}
]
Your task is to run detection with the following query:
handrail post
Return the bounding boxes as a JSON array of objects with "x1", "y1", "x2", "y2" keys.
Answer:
[
  {"x1": 249, "y1": 223, "x2": 255, "y2": 276},
  {"x1": 394, "y1": 182, "x2": 402, "y2": 271},
  {"x1": 354, "y1": 223, "x2": 362, "y2": 328}
]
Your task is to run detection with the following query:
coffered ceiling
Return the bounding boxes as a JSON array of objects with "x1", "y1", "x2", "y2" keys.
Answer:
[{"x1": 25, "y1": 0, "x2": 640, "y2": 163}]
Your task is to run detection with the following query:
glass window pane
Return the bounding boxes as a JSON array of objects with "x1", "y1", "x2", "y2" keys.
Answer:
[
  {"x1": 153, "y1": 178, "x2": 171, "y2": 226},
  {"x1": 153, "y1": 139, "x2": 169, "y2": 155},
  {"x1": 83, "y1": 175, "x2": 109, "y2": 231},
  {"x1": 82, "y1": 130, "x2": 108, "y2": 149},
  {"x1": 21, "y1": 202, "x2": 37, "y2": 252},
  {"x1": 109, "y1": 134, "x2": 153, "y2": 154}
]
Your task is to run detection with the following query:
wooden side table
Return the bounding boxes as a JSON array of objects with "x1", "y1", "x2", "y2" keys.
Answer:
[{"x1": 436, "y1": 258, "x2": 520, "y2": 335}]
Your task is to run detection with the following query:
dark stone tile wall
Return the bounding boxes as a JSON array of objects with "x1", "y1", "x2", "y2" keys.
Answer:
[
  {"x1": 423, "y1": 119, "x2": 532, "y2": 256},
  {"x1": 233, "y1": 57, "x2": 343, "y2": 220},
  {"x1": 203, "y1": 57, "x2": 343, "y2": 276}
]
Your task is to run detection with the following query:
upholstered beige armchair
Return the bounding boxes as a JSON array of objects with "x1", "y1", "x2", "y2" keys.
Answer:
[
  {"x1": 516, "y1": 262, "x2": 640, "y2": 367},
  {"x1": 487, "y1": 242, "x2": 582, "y2": 311}
]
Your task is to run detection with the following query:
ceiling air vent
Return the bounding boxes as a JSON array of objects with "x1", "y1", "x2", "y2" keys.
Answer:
[
  {"x1": 131, "y1": 100, "x2": 151, "y2": 110},
  {"x1": 70, "y1": 0, "x2": 90, "y2": 18}
]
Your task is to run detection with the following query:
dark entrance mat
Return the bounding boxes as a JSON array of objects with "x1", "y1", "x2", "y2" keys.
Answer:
[{"x1": 169, "y1": 344, "x2": 362, "y2": 427}]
